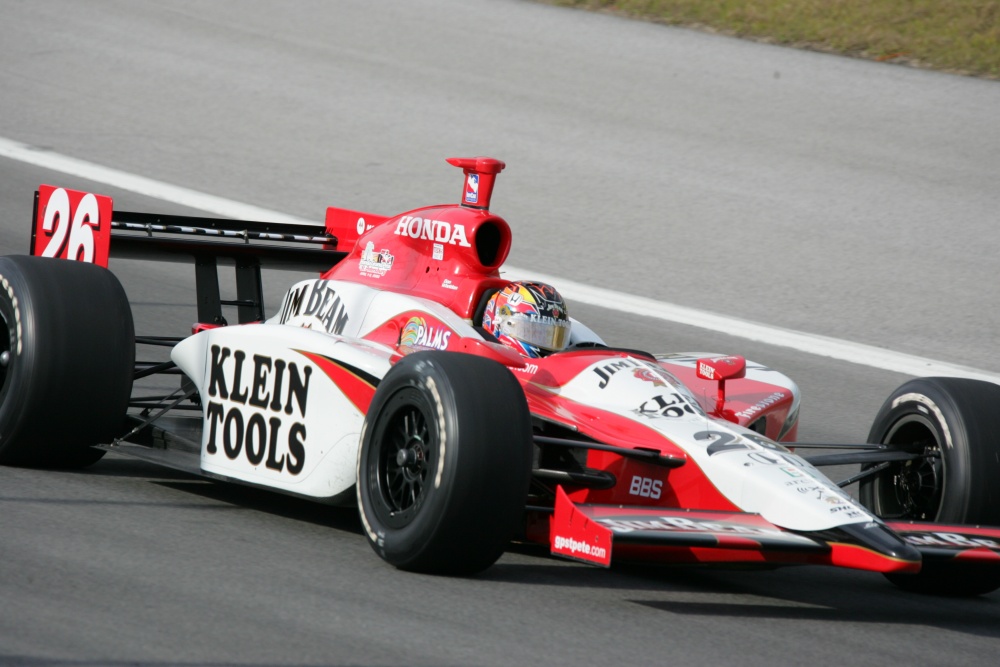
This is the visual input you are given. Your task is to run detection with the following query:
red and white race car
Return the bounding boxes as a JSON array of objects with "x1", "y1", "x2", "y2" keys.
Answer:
[{"x1": 2, "y1": 158, "x2": 1000, "y2": 595}]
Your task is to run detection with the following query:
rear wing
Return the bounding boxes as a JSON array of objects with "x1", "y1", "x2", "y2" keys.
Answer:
[{"x1": 30, "y1": 185, "x2": 348, "y2": 325}]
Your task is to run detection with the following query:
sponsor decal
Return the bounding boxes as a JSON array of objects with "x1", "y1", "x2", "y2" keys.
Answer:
[
  {"x1": 819, "y1": 491, "x2": 864, "y2": 514},
  {"x1": 278, "y1": 281, "x2": 350, "y2": 335},
  {"x1": 902, "y1": 532, "x2": 1000, "y2": 549},
  {"x1": 358, "y1": 241, "x2": 394, "y2": 278},
  {"x1": 552, "y1": 487, "x2": 612, "y2": 566},
  {"x1": 633, "y1": 367, "x2": 666, "y2": 387},
  {"x1": 595, "y1": 359, "x2": 676, "y2": 390},
  {"x1": 735, "y1": 391, "x2": 786, "y2": 420},
  {"x1": 633, "y1": 392, "x2": 697, "y2": 419},
  {"x1": 441, "y1": 278, "x2": 459, "y2": 290},
  {"x1": 393, "y1": 215, "x2": 471, "y2": 247},
  {"x1": 747, "y1": 452, "x2": 782, "y2": 466},
  {"x1": 465, "y1": 173, "x2": 479, "y2": 204},
  {"x1": 628, "y1": 475, "x2": 663, "y2": 499},
  {"x1": 433, "y1": 243, "x2": 444, "y2": 260},
  {"x1": 829, "y1": 505, "x2": 865, "y2": 518},
  {"x1": 205, "y1": 345, "x2": 310, "y2": 474},
  {"x1": 697, "y1": 356, "x2": 746, "y2": 381},
  {"x1": 788, "y1": 483, "x2": 866, "y2": 516},
  {"x1": 513, "y1": 362, "x2": 539, "y2": 374},
  {"x1": 593, "y1": 358, "x2": 643, "y2": 389},
  {"x1": 552, "y1": 535, "x2": 607, "y2": 561},
  {"x1": 599, "y1": 515, "x2": 779, "y2": 537},
  {"x1": 399, "y1": 317, "x2": 453, "y2": 350},
  {"x1": 743, "y1": 451, "x2": 810, "y2": 468}
]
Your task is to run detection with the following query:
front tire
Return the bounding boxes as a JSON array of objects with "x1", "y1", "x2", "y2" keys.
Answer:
[
  {"x1": 885, "y1": 561, "x2": 1000, "y2": 597},
  {"x1": 861, "y1": 377, "x2": 1000, "y2": 595},
  {"x1": 860, "y1": 377, "x2": 1000, "y2": 525},
  {"x1": 357, "y1": 351, "x2": 532, "y2": 575},
  {"x1": 0, "y1": 255, "x2": 135, "y2": 468}
]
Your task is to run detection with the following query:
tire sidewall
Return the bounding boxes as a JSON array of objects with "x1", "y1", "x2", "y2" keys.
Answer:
[
  {"x1": 356, "y1": 350, "x2": 532, "y2": 573},
  {"x1": 358, "y1": 355, "x2": 463, "y2": 565},
  {"x1": 865, "y1": 378, "x2": 1000, "y2": 524},
  {"x1": 0, "y1": 255, "x2": 134, "y2": 467},
  {"x1": 0, "y1": 263, "x2": 40, "y2": 460}
]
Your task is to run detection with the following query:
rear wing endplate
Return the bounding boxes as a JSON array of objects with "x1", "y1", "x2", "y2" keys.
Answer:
[{"x1": 30, "y1": 185, "x2": 348, "y2": 325}]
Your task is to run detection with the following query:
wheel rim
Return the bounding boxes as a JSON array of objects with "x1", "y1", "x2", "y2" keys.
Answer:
[
  {"x1": 870, "y1": 415, "x2": 944, "y2": 520},
  {"x1": 371, "y1": 388, "x2": 435, "y2": 527}
]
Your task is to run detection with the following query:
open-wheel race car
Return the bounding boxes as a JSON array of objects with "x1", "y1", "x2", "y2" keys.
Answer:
[{"x1": 3, "y1": 157, "x2": 1000, "y2": 596}]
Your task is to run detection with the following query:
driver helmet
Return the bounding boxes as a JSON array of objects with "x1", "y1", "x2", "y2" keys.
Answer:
[{"x1": 482, "y1": 281, "x2": 571, "y2": 358}]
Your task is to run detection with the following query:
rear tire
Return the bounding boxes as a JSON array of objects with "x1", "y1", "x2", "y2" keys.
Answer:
[
  {"x1": 357, "y1": 351, "x2": 532, "y2": 575},
  {"x1": 0, "y1": 255, "x2": 134, "y2": 468}
]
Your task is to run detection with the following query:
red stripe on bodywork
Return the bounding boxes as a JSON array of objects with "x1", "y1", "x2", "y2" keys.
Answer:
[
  {"x1": 296, "y1": 350, "x2": 376, "y2": 415},
  {"x1": 824, "y1": 543, "x2": 922, "y2": 574},
  {"x1": 954, "y1": 547, "x2": 1000, "y2": 562}
]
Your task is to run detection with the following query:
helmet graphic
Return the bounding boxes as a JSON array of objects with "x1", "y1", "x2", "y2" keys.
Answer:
[{"x1": 482, "y1": 281, "x2": 571, "y2": 358}]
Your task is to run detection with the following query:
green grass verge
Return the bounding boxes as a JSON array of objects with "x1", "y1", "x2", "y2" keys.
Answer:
[{"x1": 544, "y1": 1, "x2": 1000, "y2": 79}]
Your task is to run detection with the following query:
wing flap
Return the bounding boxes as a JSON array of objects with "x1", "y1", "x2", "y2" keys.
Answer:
[
  {"x1": 886, "y1": 521, "x2": 1000, "y2": 563},
  {"x1": 549, "y1": 486, "x2": 828, "y2": 567}
]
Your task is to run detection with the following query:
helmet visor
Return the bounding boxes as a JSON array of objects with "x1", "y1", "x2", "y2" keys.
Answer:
[{"x1": 500, "y1": 313, "x2": 571, "y2": 352}]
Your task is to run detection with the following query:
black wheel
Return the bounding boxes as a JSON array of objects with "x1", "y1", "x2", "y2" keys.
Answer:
[
  {"x1": 0, "y1": 255, "x2": 135, "y2": 468},
  {"x1": 860, "y1": 377, "x2": 1000, "y2": 525},
  {"x1": 861, "y1": 377, "x2": 1000, "y2": 596},
  {"x1": 357, "y1": 351, "x2": 532, "y2": 575}
]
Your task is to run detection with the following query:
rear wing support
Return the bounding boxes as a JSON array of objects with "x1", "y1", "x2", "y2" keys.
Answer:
[
  {"x1": 190, "y1": 255, "x2": 265, "y2": 325},
  {"x1": 235, "y1": 257, "x2": 265, "y2": 324}
]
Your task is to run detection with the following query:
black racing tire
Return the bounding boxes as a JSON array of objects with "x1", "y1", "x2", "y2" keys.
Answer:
[
  {"x1": 860, "y1": 377, "x2": 1000, "y2": 596},
  {"x1": 860, "y1": 377, "x2": 1000, "y2": 525},
  {"x1": 0, "y1": 255, "x2": 135, "y2": 468},
  {"x1": 885, "y1": 561, "x2": 1000, "y2": 597},
  {"x1": 357, "y1": 350, "x2": 532, "y2": 575}
]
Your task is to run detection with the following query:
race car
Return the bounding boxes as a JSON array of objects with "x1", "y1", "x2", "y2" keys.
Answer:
[{"x1": 2, "y1": 157, "x2": 1000, "y2": 596}]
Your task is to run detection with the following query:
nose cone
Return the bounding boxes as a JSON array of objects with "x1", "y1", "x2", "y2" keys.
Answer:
[{"x1": 820, "y1": 521, "x2": 923, "y2": 572}]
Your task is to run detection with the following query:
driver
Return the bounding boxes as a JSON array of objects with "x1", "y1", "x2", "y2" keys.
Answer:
[{"x1": 481, "y1": 281, "x2": 571, "y2": 358}]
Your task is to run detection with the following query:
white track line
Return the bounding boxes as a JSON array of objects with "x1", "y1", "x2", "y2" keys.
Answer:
[
  {"x1": 0, "y1": 137, "x2": 307, "y2": 225},
  {"x1": 2, "y1": 136, "x2": 996, "y2": 383}
]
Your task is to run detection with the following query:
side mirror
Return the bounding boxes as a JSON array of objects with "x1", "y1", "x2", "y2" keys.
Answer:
[
  {"x1": 696, "y1": 355, "x2": 746, "y2": 382},
  {"x1": 696, "y1": 356, "x2": 746, "y2": 419}
]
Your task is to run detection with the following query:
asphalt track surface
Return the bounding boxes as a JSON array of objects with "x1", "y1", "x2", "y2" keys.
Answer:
[{"x1": 1, "y1": 1, "x2": 999, "y2": 665}]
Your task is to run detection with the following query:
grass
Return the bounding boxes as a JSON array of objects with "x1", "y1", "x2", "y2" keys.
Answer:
[{"x1": 543, "y1": 1, "x2": 1000, "y2": 79}]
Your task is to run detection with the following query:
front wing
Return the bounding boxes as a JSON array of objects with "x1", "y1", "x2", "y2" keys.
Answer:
[{"x1": 550, "y1": 487, "x2": 1000, "y2": 575}]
